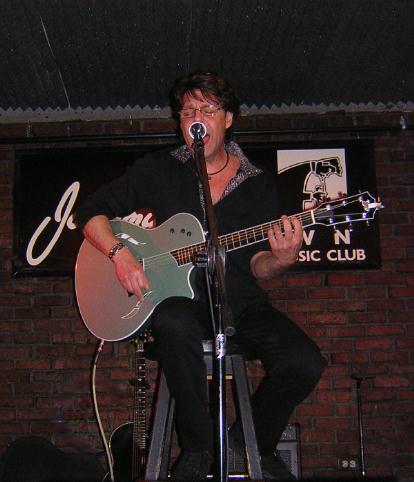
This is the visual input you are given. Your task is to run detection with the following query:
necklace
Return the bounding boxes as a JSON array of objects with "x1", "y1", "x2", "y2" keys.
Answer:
[{"x1": 207, "y1": 151, "x2": 229, "y2": 180}]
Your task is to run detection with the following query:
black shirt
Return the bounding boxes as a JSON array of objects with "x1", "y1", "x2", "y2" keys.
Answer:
[{"x1": 76, "y1": 142, "x2": 281, "y2": 318}]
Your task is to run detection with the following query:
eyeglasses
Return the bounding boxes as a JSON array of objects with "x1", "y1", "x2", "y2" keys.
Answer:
[{"x1": 179, "y1": 105, "x2": 223, "y2": 119}]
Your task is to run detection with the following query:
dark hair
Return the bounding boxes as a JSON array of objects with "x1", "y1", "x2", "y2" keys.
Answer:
[{"x1": 170, "y1": 71, "x2": 240, "y2": 121}]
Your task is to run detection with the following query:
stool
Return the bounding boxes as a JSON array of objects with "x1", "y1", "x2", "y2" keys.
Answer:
[{"x1": 145, "y1": 342, "x2": 263, "y2": 480}]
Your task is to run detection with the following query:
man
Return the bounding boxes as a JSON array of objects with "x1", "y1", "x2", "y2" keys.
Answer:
[{"x1": 76, "y1": 71, "x2": 324, "y2": 481}]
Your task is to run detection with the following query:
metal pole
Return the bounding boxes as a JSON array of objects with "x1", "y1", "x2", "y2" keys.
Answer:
[{"x1": 351, "y1": 374, "x2": 375, "y2": 478}]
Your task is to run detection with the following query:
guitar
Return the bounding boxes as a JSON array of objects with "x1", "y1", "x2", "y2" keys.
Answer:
[
  {"x1": 75, "y1": 191, "x2": 382, "y2": 341},
  {"x1": 104, "y1": 337, "x2": 148, "y2": 482}
]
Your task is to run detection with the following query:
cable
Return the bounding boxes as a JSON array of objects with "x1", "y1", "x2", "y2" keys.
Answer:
[{"x1": 91, "y1": 339, "x2": 115, "y2": 482}]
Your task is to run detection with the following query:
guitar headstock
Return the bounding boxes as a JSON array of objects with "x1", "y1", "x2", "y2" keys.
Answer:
[
  {"x1": 132, "y1": 330, "x2": 153, "y2": 352},
  {"x1": 313, "y1": 191, "x2": 383, "y2": 228}
]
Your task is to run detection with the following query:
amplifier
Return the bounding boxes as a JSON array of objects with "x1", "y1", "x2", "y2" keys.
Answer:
[{"x1": 228, "y1": 423, "x2": 301, "y2": 479}]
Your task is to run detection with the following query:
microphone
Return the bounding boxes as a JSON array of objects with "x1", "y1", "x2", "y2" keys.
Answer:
[{"x1": 189, "y1": 122, "x2": 207, "y2": 140}]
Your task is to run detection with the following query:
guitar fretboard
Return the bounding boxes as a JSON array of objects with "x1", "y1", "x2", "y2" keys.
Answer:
[
  {"x1": 170, "y1": 210, "x2": 315, "y2": 266},
  {"x1": 132, "y1": 340, "x2": 147, "y2": 481}
]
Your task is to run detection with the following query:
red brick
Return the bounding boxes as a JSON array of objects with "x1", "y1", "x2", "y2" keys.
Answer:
[
  {"x1": 318, "y1": 339, "x2": 353, "y2": 351},
  {"x1": 301, "y1": 429, "x2": 335, "y2": 443},
  {"x1": 381, "y1": 247, "x2": 407, "y2": 260},
  {"x1": 331, "y1": 352, "x2": 369, "y2": 363},
  {"x1": 316, "y1": 390, "x2": 352, "y2": 404},
  {"x1": 314, "y1": 417, "x2": 352, "y2": 431},
  {"x1": 53, "y1": 279, "x2": 74, "y2": 293},
  {"x1": 389, "y1": 287, "x2": 414, "y2": 298},
  {"x1": 15, "y1": 383, "x2": 52, "y2": 395},
  {"x1": 34, "y1": 319, "x2": 72, "y2": 331},
  {"x1": 34, "y1": 295, "x2": 71, "y2": 306},
  {"x1": 0, "y1": 346, "x2": 32, "y2": 358},
  {"x1": 17, "y1": 409, "x2": 56, "y2": 420},
  {"x1": 348, "y1": 312, "x2": 387, "y2": 323},
  {"x1": 296, "y1": 404, "x2": 334, "y2": 416},
  {"x1": 328, "y1": 326, "x2": 365, "y2": 337},
  {"x1": 375, "y1": 375, "x2": 411, "y2": 388},
  {"x1": 327, "y1": 273, "x2": 364, "y2": 285},
  {"x1": 327, "y1": 300, "x2": 366, "y2": 311},
  {"x1": 14, "y1": 282, "x2": 53, "y2": 294},
  {"x1": 286, "y1": 274, "x2": 323, "y2": 287},
  {"x1": 268, "y1": 288, "x2": 305, "y2": 299},
  {"x1": 366, "y1": 299, "x2": 404, "y2": 311},
  {"x1": 355, "y1": 338, "x2": 393, "y2": 350},
  {"x1": 14, "y1": 307, "x2": 50, "y2": 319},
  {"x1": 308, "y1": 313, "x2": 347, "y2": 324},
  {"x1": 51, "y1": 306, "x2": 79, "y2": 318},
  {"x1": 396, "y1": 260, "x2": 414, "y2": 272},
  {"x1": 348, "y1": 287, "x2": 387, "y2": 298},
  {"x1": 308, "y1": 288, "x2": 346, "y2": 299},
  {"x1": 0, "y1": 295, "x2": 31, "y2": 306},
  {"x1": 15, "y1": 359, "x2": 51, "y2": 370},
  {"x1": 286, "y1": 300, "x2": 326, "y2": 312},
  {"x1": 14, "y1": 333, "x2": 50, "y2": 344},
  {"x1": 370, "y1": 351, "x2": 410, "y2": 363},
  {"x1": 0, "y1": 371, "x2": 30, "y2": 383},
  {"x1": 2, "y1": 396, "x2": 34, "y2": 408},
  {"x1": 396, "y1": 337, "x2": 414, "y2": 349}
]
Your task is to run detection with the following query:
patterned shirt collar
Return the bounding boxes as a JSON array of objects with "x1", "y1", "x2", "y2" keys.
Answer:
[
  {"x1": 171, "y1": 141, "x2": 263, "y2": 225},
  {"x1": 171, "y1": 140, "x2": 262, "y2": 182}
]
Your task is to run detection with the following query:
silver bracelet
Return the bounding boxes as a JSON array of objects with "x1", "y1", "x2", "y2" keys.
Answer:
[{"x1": 108, "y1": 241, "x2": 125, "y2": 260}]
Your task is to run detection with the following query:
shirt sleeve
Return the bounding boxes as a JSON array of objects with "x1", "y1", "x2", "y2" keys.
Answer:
[{"x1": 75, "y1": 152, "x2": 158, "y2": 232}]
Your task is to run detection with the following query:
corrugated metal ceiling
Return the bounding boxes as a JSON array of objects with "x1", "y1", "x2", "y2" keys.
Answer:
[{"x1": 0, "y1": 0, "x2": 413, "y2": 122}]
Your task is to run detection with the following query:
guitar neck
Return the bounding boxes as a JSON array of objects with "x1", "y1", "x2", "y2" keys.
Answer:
[
  {"x1": 171, "y1": 210, "x2": 315, "y2": 266},
  {"x1": 169, "y1": 191, "x2": 382, "y2": 266},
  {"x1": 219, "y1": 210, "x2": 315, "y2": 253},
  {"x1": 132, "y1": 341, "x2": 146, "y2": 479}
]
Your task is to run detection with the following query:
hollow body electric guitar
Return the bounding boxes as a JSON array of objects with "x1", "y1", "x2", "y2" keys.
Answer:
[{"x1": 75, "y1": 192, "x2": 382, "y2": 341}]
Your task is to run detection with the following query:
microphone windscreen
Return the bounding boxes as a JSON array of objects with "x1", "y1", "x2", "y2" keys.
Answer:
[{"x1": 189, "y1": 122, "x2": 207, "y2": 139}]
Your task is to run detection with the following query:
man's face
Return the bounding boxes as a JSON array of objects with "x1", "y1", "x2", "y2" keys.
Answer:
[{"x1": 179, "y1": 89, "x2": 233, "y2": 162}]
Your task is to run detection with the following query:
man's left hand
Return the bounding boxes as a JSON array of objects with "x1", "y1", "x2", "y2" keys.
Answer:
[
  {"x1": 268, "y1": 215, "x2": 303, "y2": 270},
  {"x1": 250, "y1": 215, "x2": 303, "y2": 280}
]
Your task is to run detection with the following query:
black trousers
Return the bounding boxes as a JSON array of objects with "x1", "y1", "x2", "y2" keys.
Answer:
[{"x1": 151, "y1": 297, "x2": 325, "y2": 455}]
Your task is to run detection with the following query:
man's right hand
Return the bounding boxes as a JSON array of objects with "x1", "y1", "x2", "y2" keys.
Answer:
[
  {"x1": 112, "y1": 246, "x2": 151, "y2": 301},
  {"x1": 82, "y1": 215, "x2": 151, "y2": 302}
]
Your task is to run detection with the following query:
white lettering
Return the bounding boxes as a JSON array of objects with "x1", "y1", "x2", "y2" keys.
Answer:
[
  {"x1": 334, "y1": 229, "x2": 351, "y2": 245},
  {"x1": 303, "y1": 230, "x2": 316, "y2": 246},
  {"x1": 327, "y1": 249, "x2": 366, "y2": 262},
  {"x1": 356, "y1": 249, "x2": 366, "y2": 261},
  {"x1": 298, "y1": 249, "x2": 321, "y2": 262},
  {"x1": 123, "y1": 211, "x2": 155, "y2": 228},
  {"x1": 26, "y1": 182, "x2": 79, "y2": 266}
]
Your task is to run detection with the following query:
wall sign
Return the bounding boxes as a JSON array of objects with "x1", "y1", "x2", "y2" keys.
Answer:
[
  {"x1": 244, "y1": 140, "x2": 381, "y2": 269},
  {"x1": 13, "y1": 140, "x2": 381, "y2": 276}
]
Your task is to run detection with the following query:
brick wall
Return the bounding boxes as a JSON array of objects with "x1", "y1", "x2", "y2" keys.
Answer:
[{"x1": 0, "y1": 110, "x2": 413, "y2": 480}]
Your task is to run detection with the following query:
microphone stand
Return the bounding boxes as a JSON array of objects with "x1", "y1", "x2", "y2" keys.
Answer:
[{"x1": 192, "y1": 127, "x2": 235, "y2": 482}]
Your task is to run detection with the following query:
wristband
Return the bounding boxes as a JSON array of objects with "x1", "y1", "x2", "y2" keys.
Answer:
[{"x1": 108, "y1": 242, "x2": 125, "y2": 260}]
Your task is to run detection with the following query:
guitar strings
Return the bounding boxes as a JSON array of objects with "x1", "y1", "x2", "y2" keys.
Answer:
[{"x1": 140, "y1": 198, "x2": 363, "y2": 270}]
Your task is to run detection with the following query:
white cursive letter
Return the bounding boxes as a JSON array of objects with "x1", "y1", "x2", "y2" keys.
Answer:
[{"x1": 26, "y1": 182, "x2": 80, "y2": 266}]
